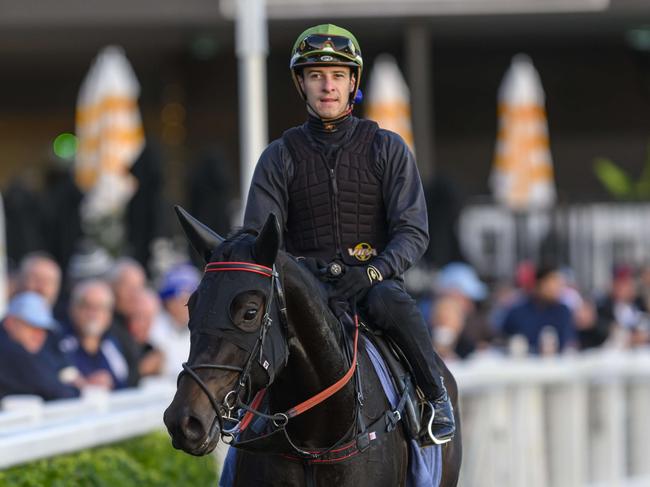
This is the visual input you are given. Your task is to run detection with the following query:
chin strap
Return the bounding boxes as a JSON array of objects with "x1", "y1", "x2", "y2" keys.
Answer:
[{"x1": 306, "y1": 102, "x2": 354, "y2": 131}]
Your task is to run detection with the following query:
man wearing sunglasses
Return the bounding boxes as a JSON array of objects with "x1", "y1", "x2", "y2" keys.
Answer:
[{"x1": 244, "y1": 24, "x2": 455, "y2": 446}]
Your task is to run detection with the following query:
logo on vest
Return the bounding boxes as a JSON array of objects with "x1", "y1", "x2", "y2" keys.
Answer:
[{"x1": 348, "y1": 242, "x2": 377, "y2": 262}]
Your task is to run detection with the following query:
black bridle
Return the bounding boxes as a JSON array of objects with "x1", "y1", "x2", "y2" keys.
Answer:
[
  {"x1": 178, "y1": 261, "x2": 289, "y2": 445},
  {"x1": 178, "y1": 259, "x2": 365, "y2": 459}
]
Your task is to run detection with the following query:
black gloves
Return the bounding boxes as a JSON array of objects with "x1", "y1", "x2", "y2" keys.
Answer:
[
  {"x1": 299, "y1": 257, "x2": 329, "y2": 279},
  {"x1": 332, "y1": 264, "x2": 384, "y2": 301},
  {"x1": 298, "y1": 257, "x2": 384, "y2": 302}
]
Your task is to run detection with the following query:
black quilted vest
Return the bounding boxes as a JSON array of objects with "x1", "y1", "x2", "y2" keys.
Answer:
[{"x1": 282, "y1": 119, "x2": 388, "y2": 266}]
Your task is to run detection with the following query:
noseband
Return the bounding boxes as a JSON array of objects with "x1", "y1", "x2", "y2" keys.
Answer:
[{"x1": 178, "y1": 261, "x2": 289, "y2": 442}]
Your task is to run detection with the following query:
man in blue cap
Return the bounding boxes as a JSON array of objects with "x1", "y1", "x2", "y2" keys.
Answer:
[
  {"x1": 150, "y1": 264, "x2": 200, "y2": 377},
  {"x1": 0, "y1": 292, "x2": 81, "y2": 400}
]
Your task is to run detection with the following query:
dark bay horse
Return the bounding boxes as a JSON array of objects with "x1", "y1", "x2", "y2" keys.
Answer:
[{"x1": 163, "y1": 207, "x2": 461, "y2": 486}]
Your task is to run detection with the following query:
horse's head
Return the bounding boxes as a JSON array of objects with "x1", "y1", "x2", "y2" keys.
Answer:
[{"x1": 164, "y1": 207, "x2": 288, "y2": 455}]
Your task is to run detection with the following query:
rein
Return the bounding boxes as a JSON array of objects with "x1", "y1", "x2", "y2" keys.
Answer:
[{"x1": 178, "y1": 260, "x2": 360, "y2": 456}]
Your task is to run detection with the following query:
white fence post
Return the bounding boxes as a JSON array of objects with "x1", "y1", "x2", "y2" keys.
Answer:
[
  {"x1": 546, "y1": 381, "x2": 588, "y2": 487},
  {"x1": 628, "y1": 371, "x2": 650, "y2": 477},
  {"x1": 511, "y1": 384, "x2": 547, "y2": 487}
]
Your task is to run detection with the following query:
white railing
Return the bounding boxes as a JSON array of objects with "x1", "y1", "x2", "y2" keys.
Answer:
[
  {"x1": 3, "y1": 351, "x2": 650, "y2": 487},
  {"x1": 0, "y1": 378, "x2": 177, "y2": 469},
  {"x1": 453, "y1": 350, "x2": 650, "y2": 487}
]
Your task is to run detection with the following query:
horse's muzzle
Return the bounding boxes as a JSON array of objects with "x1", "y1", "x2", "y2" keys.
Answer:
[{"x1": 163, "y1": 400, "x2": 220, "y2": 456}]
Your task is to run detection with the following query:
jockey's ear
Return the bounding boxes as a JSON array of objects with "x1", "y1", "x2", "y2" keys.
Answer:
[
  {"x1": 255, "y1": 213, "x2": 280, "y2": 267},
  {"x1": 174, "y1": 205, "x2": 225, "y2": 263}
]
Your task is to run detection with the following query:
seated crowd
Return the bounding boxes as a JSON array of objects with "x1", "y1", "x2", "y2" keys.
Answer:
[
  {"x1": 420, "y1": 260, "x2": 650, "y2": 362},
  {"x1": 3, "y1": 249, "x2": 650, "y2": 402},
  {"x1": 0, "y1": 252, "x2": 200, "y2": 401}
]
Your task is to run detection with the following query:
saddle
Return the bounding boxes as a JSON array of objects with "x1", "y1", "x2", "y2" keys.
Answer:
[{"x1": 355, "y1": 321, "x2": 423, "y2": 442}]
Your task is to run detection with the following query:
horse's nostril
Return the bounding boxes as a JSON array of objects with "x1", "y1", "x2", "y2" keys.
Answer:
[{"x1": 181, "y1": 415, "x2": 207, "y2": 442}]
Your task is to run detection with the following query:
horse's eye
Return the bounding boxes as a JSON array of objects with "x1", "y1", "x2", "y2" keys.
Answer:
[{"x1": 244, "y1": 308, "x2": 258, "y2": 321}]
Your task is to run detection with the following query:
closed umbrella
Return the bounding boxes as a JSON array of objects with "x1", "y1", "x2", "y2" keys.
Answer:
[
  {"x1": 365, "y1": 54, "x2": 415, "y2": 153},
  {"x1": 75, "y1": 46, "x2": 145, "y2": 252},
  {"x1": 490, "y1": 54, "x2": 555, "y2": 211}
]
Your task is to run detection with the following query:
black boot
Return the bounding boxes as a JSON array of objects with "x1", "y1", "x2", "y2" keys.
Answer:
[
  {"x1": 419, "y1": 384, "x2": 455, "y2": 446},
  {"x1": 359, "y1": 281, "x2": 456, "y2": 445}
]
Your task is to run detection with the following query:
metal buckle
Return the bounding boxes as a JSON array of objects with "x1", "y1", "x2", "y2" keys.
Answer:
[
  {"x1": 223, "y1": 390, "x2": 238, "y2": 415},
  {"x1": 272, "y1": 413, "x2": 289, "y2": 428}
]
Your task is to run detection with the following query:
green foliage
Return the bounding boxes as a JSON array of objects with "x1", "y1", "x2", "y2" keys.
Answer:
[
  {"x1": 0, "y1": 431, "x2": 218, "y2": 487},
  {"x1": 594, "y1": 144, "x2": 650, "y2": 200}
]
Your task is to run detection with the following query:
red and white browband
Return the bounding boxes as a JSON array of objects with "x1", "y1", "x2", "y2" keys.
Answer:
[{"x1": 205, "y1": 262, "x2": 274, "y2": 278}]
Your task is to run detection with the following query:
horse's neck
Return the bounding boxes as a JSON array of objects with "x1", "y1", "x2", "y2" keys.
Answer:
[{"x1": 269, "y1": 256, "x2": 356, "y2": 444}]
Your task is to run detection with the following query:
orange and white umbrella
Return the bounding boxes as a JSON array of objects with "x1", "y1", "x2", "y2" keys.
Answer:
[
  {"x1": 365, "y1": 54, "x2": 415, "y2": 153},
  {"x1": 75, "y1": 46, "x2": 144, "y2": 223},
  {"x1": 490, "y1": 54, "x2": 556, "y2": 211}
]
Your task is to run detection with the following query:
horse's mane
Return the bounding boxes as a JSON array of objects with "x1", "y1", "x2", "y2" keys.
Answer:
[
  {"x1": 225, "y1": 227, "x2": 259, "y2": 240},
  {"x1": 219, "y1": 226, "x2": 340, "y2": 338}
]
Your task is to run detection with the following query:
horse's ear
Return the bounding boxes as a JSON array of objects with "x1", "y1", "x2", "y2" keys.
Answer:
[
  {"x1": 174, "y1": 205, "x2": 225, "y2": 263},
  {"x1": 254, "y1": 213, "x2": 281, "y2": 267}
]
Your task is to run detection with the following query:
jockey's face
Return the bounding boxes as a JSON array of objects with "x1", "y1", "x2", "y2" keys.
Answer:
[{"x1": 299, "y1": 66, "x2": 355, "y2": 120}]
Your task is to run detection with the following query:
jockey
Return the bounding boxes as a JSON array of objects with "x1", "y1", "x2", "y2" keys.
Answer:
[{"x1": 244, "y1": 24, "x2": 455, "y2": 446}]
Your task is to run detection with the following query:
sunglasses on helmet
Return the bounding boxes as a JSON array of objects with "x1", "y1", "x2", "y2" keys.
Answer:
[{"x1": 296, "y1": 34, "x2": 359, "y2": 59}]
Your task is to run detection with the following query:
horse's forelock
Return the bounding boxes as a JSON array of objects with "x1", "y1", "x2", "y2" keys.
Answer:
[{"x1": 209, "y1": 228, "x2": 258, "y2": 261}]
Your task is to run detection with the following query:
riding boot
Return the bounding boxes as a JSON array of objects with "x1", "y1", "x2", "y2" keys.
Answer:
[
  {"x1": 360, "y1": 280, "x2": 456, "y2": 446},
  {"x1": 419, "y1": 384, "x2": 455, "y2": 446}
]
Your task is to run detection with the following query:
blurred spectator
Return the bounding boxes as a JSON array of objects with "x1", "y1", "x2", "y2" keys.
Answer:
[
  {"x1": 595, "y1": 265, "x2": 648, "y2": 349},
  {"x1": 109, "y1": 257, "x2": 147, "y2": 321},
  {"x1": 574, "y1": 298, "x2": 601, "y2": 350},
  {"x1": 501, "y1": 265, "x2": 577, "y2": 354},
  {"x1": 422, "y1": 262, "x2": 493, "y2": 359},
  {"x1": 489, "y1": 261, "x2": 536, "y2": 333},
  {"x1": 58, "y1": 280, "x2": 129, "y2": 390},
  {"x1": 150, "y1": 264, "x2": 200, "y2": 377},
  {"x1": 0, "y1": 292, "x2": 80, "y2": 400},
  {"x1": 515, "y1": 260, "x2": 536, "y2": 294},
  {"x1": 107, "y1": 257, "x2": 148, "y2": 386},
  {"x1": 128, "y1": 288, "x2": 164, "y2": 378},
  {"x1": 488, "y1": 280, "x2": 523, "y2": 333},
  {"x1": 17, "y1": 252, "x2": 61, "y2": 306},
  {"x1": 436, "y1": 262, "x2": 493, "y2": 357},
  {"x1": 557, "y1": 267, "x2": 602, "y2": 351},
  {"x1": 429, "y1": 296, "x2": 465, "y2": 360},
  {"x1": 636, "y1": 264, "x2": 650, "y2": 312}
]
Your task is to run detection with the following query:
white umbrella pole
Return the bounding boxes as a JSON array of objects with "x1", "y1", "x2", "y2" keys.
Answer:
[
  {"x1": 406, "y1": 23, "x2": 434, "y2": 184},
  {"x1": 236, "y1": 0, "x2": 268, "y2": 224}
]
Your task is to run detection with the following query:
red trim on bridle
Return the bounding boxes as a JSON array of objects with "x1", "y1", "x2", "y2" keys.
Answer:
[
  {"x1": 286, "y1": 313, "x2": 359, "y2": 419},
  {"x1": 205, "y1": 262, "x2": 273, "y2": 278}
]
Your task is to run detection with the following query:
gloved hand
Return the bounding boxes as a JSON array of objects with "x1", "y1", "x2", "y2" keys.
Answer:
[
  {"x1": 331, "y1": 264, "x2": 384, "y2": 301},
  {"x1": 298, "y1": 257, "x2": 329, "y2": 281}
]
